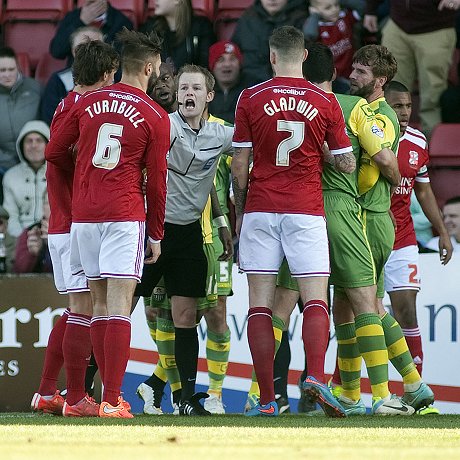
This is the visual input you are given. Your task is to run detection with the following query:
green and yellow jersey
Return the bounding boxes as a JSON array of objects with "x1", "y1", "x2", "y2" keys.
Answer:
[
  {"x1": 323, "y1": 94, "x2": 383, "y2": 197},
  {"x1": 358, "y1": 97, "x2": 400, "y2": 212}
]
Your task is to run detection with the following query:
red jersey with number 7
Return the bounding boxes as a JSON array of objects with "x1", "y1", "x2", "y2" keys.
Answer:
[
  {"x1": 45, "y1": 82, "x2": 170, "y2": 241},
  {"x1": 233, "y1": 76, "x2": 352, "y2": 215}
]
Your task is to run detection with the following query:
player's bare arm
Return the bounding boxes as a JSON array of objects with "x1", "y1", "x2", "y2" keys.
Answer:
[
  {"x1": 211, "y1": 184, "x2": 233, "y2": 261},
  {"x1": 372, "y1": 147, "x2": 401, "y2": 186},
  {"x1": 414, "y1": 181, "x2": 453, "y2": 265},
  {"x1": 333, "y1": 151, "x2": 356, "y2": 174},
  {"x1": 231, "y1": 147, "x2": 250, "y2": 236},
  {"x1": 322, "y1": 143, "x2": 356, "y2": 173}
]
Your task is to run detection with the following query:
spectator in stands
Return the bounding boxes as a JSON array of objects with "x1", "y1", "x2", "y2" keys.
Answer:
[
  {"x1": 303, "y1": 0, "x2": 364, "y2": 93},
  {"x1": 0, "y1": 205, "x2": 16, "y2": 273},
  {"x1": 140, "y1": 0, "x2": 216, "y2": 73},
  {"x1": 2, "y1": 121, "x2": 49, "y2": 238},
  {"x1": 208, "y1": 41, "x2": 248, "y2": 124},
  {"x1": 49, "y1": 0, "x2": 132, "y2": 66},
  {"x1": 363, "y1": 0, "x2": 459, "y2": 136},
  {"x1": 0, "y1": 47, "x2": 41, "y2": 202},
  {"x1": 231, "y1": 0, "x2": 309, "y2": 86},
  {"x1": 41, "y1": 26, "x2": 104, "y2": 125},
  {"x1": 440, "y1": 54, "x2": 460, "y2": 122},
  {"x1": 13, "y1": 190, "x2": 52, "y2": 274},
  {"x1": 426, "y1": 196, "x2": 460, "y2": 252}
]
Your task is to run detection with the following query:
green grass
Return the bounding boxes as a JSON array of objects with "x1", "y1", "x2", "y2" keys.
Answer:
[{"x1": 2, "y1": 414, "x2": 460, "y2": 460}]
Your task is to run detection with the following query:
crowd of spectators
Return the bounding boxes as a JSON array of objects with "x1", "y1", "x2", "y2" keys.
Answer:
[{"x1": 1, "y1": 0, "x2": 459, "y2": 273}]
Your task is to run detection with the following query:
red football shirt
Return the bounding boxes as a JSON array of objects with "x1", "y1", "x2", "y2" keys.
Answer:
[
  {"x1": 45, "y1": 82, "x2": 170, "y2": 241},
  {"x1": 391, "y1": 126, "x2": 430, "y2": 250},
  {"x1": 47, "y1": 91, "x2": 80, "y2": 234},
  {"x1": 233, "y1": 76, "x2": 352, "y2": 215},
  {"x1": 318, "y1": 10, "x2": 358, "y2": 80}
]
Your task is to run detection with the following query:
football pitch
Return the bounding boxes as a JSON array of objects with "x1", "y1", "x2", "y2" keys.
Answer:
[{"x1": 2, "y1": 414, "x2": 460, "y2": 460}]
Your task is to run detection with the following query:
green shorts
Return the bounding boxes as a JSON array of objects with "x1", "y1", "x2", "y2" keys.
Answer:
[
  {"x1": 148, "y1": 243, "x2": 218, "y2": 311},
  {"x1": 277, "y1": 258, "x2": 299, "y2": 291},
  {"x1": 212, "y1": 218, "x2": 233, "y2": 296},
  {"x1": 324, "y1": 192, "x2": 376, "y2": 288},
  {"x1": 363, "y1": 210, "x2": 395, "y2": 298}
]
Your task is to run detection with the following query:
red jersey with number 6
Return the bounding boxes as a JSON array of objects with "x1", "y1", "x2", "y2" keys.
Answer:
[
  {"x1": 233, "y1": 76, "x2": 352, "y2": 215},
  {"x1": 47, "y1": 90, "x2": 80, "y2": 235},
  {"x1": 45, "y1": 82, "x2": 170, "y2": 241},
  {"x1": 391, "y1": 125, "x2": 430, "y2": 250}
]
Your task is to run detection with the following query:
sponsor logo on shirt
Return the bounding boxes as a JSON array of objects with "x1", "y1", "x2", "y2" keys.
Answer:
[
  {"x1": 371, "y1": 124, "x2": 384, "y2": 138},
  {"x1": 273, "y1": 88, "x2": 306, "y2": 96},
  {"x1": 203, "y1": 157, "x2": 217, "y2": 170},
  {"x1": 109, "y1": 92, "x2": 140, "y2": 103}
]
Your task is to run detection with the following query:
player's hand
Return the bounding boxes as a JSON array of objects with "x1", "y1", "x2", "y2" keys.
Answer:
[
  {"x1": 80, "y1": 0, "x2": 107, "y2": 24},
  {"x1": 235, "y1": 215, "x2": 243, "y2": 237},
  {"x1": 144, "y1": 240, "x2": 161, "y2": 264},
  {"x1": 439, "y1": 233, "x2": 453, "y2": 265},
  {"x1": 218, "y1": 226, "x2": 234, "y2": 261},
  {"x1": 27, "y1": 227, "x2": 43, "y2": 256},
  {"x1": 363, "y1": 14, "x2": 378, "y2": 33}
]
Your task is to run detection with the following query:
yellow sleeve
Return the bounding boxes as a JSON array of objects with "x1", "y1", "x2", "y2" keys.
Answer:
[{"x1": 357, "y1": 112, "x2": 397, "y2": 195}]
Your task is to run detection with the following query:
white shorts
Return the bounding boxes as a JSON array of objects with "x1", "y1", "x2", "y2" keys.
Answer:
[
  {"x1": 48, "y1": 233, "x2": 89, "y2": 294},
  {"x1": 238, "y1": 212, "x2": 330, "y2": 276},
  {"x1": 384, "y1": 245, "x2": 421, "y2": 292},
  {"x1": 70, "y1": 221, "x2": 145, "y2": 282}
]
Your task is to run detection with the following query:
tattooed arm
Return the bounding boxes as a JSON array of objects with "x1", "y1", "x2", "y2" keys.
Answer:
[
  {"x1": 333, "y1": 151, "x2": 356, "y2": 174},
  {"x1": 231, "y1": 147, "x2": 251, "y2": 235},
  {"x1": 323, "y1": 142, "x2": 356, "y2": 173}
]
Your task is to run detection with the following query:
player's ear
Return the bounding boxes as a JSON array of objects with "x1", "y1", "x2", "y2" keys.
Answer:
[
  {"x1": 302, "y1": 49, "x2": 308, "y2": 63},
  {"x1": 145, "y1": 61, "x2": 153, "y2": 77},
  {"x1": 269, "y1": 49, "x2": 277, "y2": 66},
  {"x1": 206, "y1": 90, "x2": 215, "y2": 103}
]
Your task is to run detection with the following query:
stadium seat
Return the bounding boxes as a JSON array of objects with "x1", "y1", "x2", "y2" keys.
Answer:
[
  {"x1": 77, "y1": 0, "x2": 144, "y2": 29},
  {"x1": 35, "y1": 53, "x2": 67, "y2": 87},
  {"x1": 3, "y1": 0, "x2": 71, "y2": 20},
  {"x1": 16, "y1": 52, "x2": 31, "y2": 78},
  {"x1": 2, "y1": 0, "x2": 72, "y2": 69},
  {"x1": 429, "y1": 123, "x2": 460, "y2": 167},
  {"x1": 215, "y1": 0, "x2": 253, "y2": 41},
  {"x1": 428, "y1": 123, "x2": 460, "y2": 207},
  {"x1": 145, "y1": 0, "x2": 215, "y2": 22}
]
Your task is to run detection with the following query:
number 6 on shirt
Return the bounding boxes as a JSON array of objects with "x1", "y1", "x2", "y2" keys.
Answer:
[{"x1": 92, "y1": 123, "x2": 124, "y2": 170}]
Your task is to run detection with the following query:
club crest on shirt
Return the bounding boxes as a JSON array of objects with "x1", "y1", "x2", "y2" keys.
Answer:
[
  {"x1": 371, "y1": 124, "x2": 384, "y2": 138},
  {"x1": 409, "y1": 150, "x2": 419, "y2": 167}
]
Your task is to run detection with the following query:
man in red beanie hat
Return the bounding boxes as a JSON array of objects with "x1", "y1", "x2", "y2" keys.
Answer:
[{"x1": 208, "y1": 41, "x2": 250, "y2": 124}]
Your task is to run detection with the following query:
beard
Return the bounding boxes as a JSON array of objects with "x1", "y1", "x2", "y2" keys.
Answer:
[{"x1": 350, "y1": 79, "x2": 376, "y2": 100}]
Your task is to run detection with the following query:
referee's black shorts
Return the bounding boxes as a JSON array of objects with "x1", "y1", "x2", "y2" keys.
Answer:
[{"x1": 135, "y1": 220, "x2": 207, "y2": 298}]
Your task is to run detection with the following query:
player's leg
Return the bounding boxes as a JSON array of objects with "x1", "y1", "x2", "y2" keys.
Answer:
[
  {"x1": 283, "y1": 213, "x2": 344, "y2": 417},
  {"x1": 364, "y1": 212, "x2": 419, "y2": 413},
  {"x1": 137, "y1": 298, "x2": 167, "y2": 415},
  {"x1": 33, "y1": 232, "x2": 77, "y2": 414},
  {"x1": 96, "y1": 220, "x2": 145, "y2": 418},
  {"x1": 203, "y1": 301, "x2": 230, "y2": 414},
  {"x1": 385, "y1": 246, "x2": 423, "y2": 375},
  {"x1": 203, "y1": 234, "x2": 232, "y2": 414},
  {"x1": 238, "y1": 212, "x2": 285, "y2": 416},
  {"x1": 166, "y1": 221, "x2": 209, "y2": 416},
  {"x1": 62, "y1": 291, "x2": 93, "y2": 407}
]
